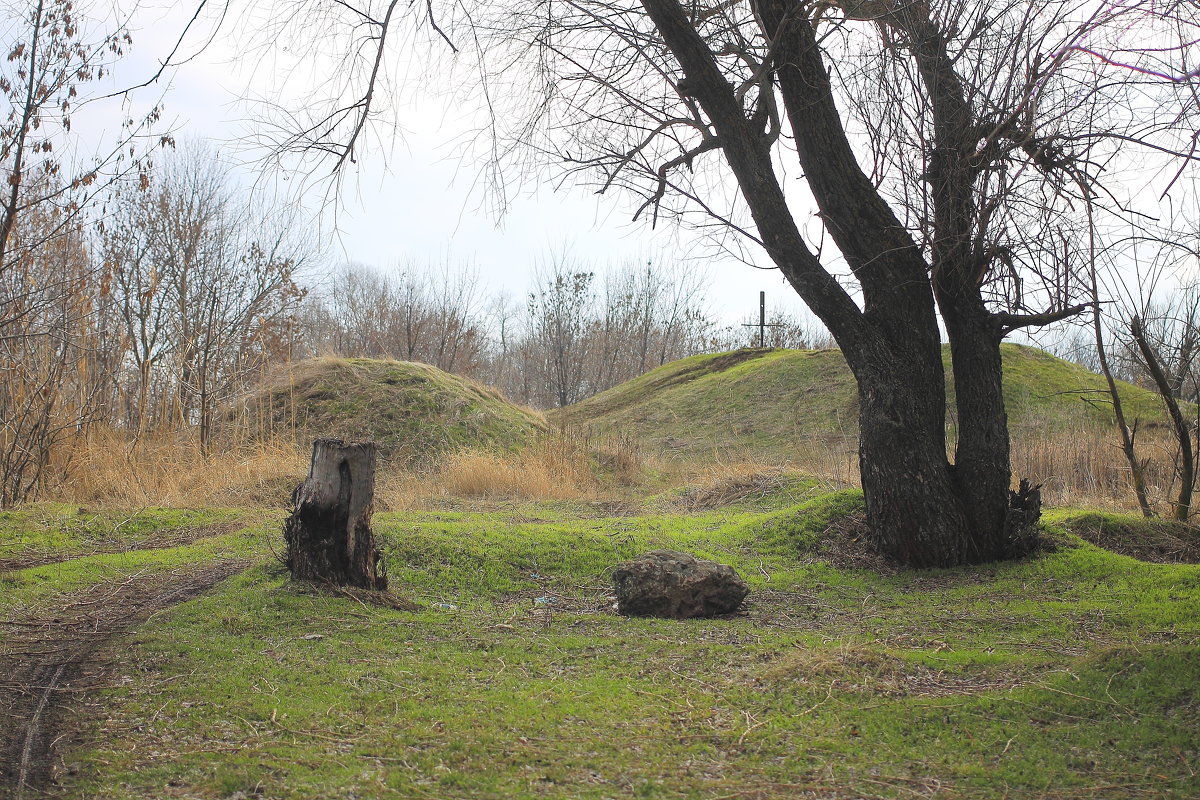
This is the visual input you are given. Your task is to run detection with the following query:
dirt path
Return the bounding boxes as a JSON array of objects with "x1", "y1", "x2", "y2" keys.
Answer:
[{"x1": 0, "y1": 561, "x2": 248, "y2": 799}]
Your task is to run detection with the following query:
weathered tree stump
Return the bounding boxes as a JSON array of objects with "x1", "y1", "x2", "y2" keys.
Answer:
[{"x1": 284, "y1": 438, "x2": 387, "y2": 589}]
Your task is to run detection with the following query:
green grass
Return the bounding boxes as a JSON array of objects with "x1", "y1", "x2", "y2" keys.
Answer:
[
  {"x1": 8, "y1": 494, "x2": 1193, "y2": 799},
  {"x1": 0, "y1": 504, "x2": 245, "y2": 566},
  {"x1": 239, "y1": 357, "x2": 547, "y2": 464},
  {"x1": 0, "y1": 510, "x2": 275, "y2": 613},
  {"x1": 551, "y1": 344, "x2": 1174, "y2": 461}
]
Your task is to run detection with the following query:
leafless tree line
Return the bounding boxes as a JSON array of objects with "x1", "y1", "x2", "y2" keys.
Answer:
[
  {"x1": 299, "y1": 255, "x2": 832, "y2": 409},
  {"x1": 3, "y1": 129, "x2": 827, "y2": 504},
  {"x1": 0, "y1": 141, "x2": 312, "y2": 504}
]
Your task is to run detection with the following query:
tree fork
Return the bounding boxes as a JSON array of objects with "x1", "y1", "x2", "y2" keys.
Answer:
[{"x1": 284, "y1": 438, "x2": 387, "y2": 589}]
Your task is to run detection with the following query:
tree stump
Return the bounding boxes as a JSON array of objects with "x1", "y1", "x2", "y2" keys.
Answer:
[
  {"x1": 284, "y1": 439, "x2": 387, "y2": 590},
  {"x1": 1004, "y1": 478, "x2": 1043, "y2": 557}
]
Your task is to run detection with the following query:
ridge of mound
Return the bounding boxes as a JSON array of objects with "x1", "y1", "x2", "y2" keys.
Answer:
[
  {"x1": 551, "y1": 343, "x2": 1172, "y2": 459},
  {"x1": 1056, "y1": 511, "x2": 1200, "y2": 563},
  {"x1": 238, "y1": 358, "x2": 546, "y2": 464}
]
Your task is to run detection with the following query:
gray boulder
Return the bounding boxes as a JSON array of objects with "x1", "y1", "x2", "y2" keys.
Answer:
[{"x1": 612, "y1": 549, "x2": 749, "y2": 619}]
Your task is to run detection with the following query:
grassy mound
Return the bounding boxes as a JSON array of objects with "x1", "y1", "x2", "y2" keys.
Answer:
[
  {"x1": 1050, "y1": 510, "x2": 1200, "y2": 563},
  {"x1": 238, "y1": 358, "x2": 546, "y2": 464},
  {"x1": 552, "y1": 343, "x2": 1169, "y2": 459}
]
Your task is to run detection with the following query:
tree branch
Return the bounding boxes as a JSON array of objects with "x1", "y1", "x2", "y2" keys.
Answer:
[{"x1": 995, "y1": 303, "x2": 1091, "y2": 335}]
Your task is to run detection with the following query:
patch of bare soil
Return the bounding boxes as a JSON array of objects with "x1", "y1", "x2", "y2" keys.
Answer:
[
  {"x1": 0, "y1": 521, "x2": 245, "y2": 573},
  {"x1": 0, "y1": 561, "x2": 248, "y2": 799}
]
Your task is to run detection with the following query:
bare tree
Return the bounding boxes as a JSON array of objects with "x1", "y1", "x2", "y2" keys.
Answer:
[
  {"x1": 0, "y1": 0, "x2": 183, "y2": 504},
  {"x1": 527, "y1": 260, "x2": 596, "y2": 408},
  {"x1": 589, "y1": 260, "x2": 712, "y2": 389},
  {"x1": 418, "y1": 0, "x2": 1200, "y2": 566},
  {"x1": 303, "y1": 261, "x2": 489, "y2": 374},
  {"x1": 103, "y1": 143, "x2": 312, "y2": 450},
  {"x1": 0, "y1": 194, "x2": 102, "y2": 504},
  {"x1": 1130, "y1": 312, "x2": 1195, "y2": 520}
]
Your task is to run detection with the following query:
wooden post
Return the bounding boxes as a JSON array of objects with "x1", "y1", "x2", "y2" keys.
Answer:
[
  {"x1": 284, "y1": 438, "x2": 387, "y2": 590},
  {"x1": 758, "y1": 290, "x2": 765, "y2": 348}
]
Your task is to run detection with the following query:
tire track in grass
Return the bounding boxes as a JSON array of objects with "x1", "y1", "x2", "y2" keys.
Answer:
[{"x1": 0, "y1": 561, "x2": 248, "y2": 799}]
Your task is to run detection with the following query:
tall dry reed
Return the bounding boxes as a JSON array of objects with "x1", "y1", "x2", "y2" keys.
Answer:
[
  {"x1": 58, "y1": 426, "x2": 308, "y2": 508},
  {"x1": 38, "y1": 417, "x2": 1195, "y2": 521}
]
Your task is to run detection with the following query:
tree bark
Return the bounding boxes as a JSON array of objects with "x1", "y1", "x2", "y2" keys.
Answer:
[
  {"x1": 854, "y1": 358, "x2": 976, "y2": 567},
  {"x1": 938, "y1": 292, "x2": 1018, "y2": 561},
  {"x1": 284, "y1": 438, "x2": 387, "y2": 589}
]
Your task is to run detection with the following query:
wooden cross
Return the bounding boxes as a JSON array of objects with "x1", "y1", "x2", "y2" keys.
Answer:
[{"x1": 741, "y1": 291, "x2": 786, "y2": 348}]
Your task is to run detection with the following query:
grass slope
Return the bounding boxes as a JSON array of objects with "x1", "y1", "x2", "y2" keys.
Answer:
[
  {"x1": 552, "y1": 344, "x2": 1170, "y2": 459},
  {"x1": 239, "y1": 357, "x2": 546, "y2": 464},
  {"x1": 5, "y1": 495, "x2": 1195, "y2": 799}
]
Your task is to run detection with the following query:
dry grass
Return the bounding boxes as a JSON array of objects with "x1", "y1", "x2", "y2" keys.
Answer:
[
  {"x1": 56, "y1": 427, "x2": 308, "y2": 508},
  {"x1": 1012, "y1": 424, "x2": 1190, "y2": 512},
  {"x1": 668, "y1": 463, "x2": 799, "y2": 511},
  {"x1": 46, "y1": 426, "x2": 631, "y2": 511},
  {"x1": 424, "y1": 431, "x2": 600, "y2": 502},
  {"x1": 32, "y1": 415, "x2": 1197, "y2": 522},
  {"x1": 762, "y1": 642, "x2": 1028, "y2": 698}
]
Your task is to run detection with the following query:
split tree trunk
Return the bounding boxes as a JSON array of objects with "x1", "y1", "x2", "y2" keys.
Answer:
[
  {"x1": 284, "y1": 438, "x2": 387, "y2": 589},
  {"x1": 640, "y1": 0, "x2": 1040, "y2": 568},
  {"x1": 941, "y1": 303, "x2": 1018, "y2": 562}
]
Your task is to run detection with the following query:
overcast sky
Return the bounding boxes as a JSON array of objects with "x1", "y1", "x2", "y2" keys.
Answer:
[{"x1": 105, "y1": 0, "x2": 815, "y2": 328}]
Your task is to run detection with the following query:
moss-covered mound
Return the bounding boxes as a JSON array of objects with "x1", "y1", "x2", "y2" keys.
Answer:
[
  {"x1": 239, "y1": 358, "x2": 546, "y2": 464},
  {"x1": 552, "y1": 343, "x2": 1169, "y2": 459},
  {"x1": 1053, "y1": 510, "x2": 1200, "y2": 563}
]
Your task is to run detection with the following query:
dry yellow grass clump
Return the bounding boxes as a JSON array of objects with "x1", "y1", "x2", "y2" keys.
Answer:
[
  {"x1": 404, "y1": 429, "x2": 644, "y2": 504},
  {"x1": 58, "y1": 427, "x2": 308, "y2": 508}
]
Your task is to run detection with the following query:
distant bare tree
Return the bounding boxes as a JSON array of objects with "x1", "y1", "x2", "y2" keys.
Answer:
[
  {"x1": 526, "y1": 261, "x2": 595, "y2": 408},
  {"x1": 103, "y1": 143, "x2": 312, "y2": 450},
  {"x1": 303, "y1": 261, "x2": 489, "y2": 375},
  {"x1": 590, "y1": 261, "x2": 712, "y2": 389}
]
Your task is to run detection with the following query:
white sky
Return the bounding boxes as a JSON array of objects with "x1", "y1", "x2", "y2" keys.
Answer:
[{"x1": 106, "y1": 0, "x2": 812, "y2": 328}]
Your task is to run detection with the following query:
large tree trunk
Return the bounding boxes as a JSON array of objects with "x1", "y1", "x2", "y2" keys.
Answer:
[
  {"x1": 855, "y1": 358, "x2": 976, "y2": 567},
  {"x1": 284, "y1": 438, "x2": 387, "y2": 589},
  {"x1": 941, "y1": 304, "x2": 1018, "y2": 561},
  {"x1": 856, "y1": 340, "x2": 1039, "y2": 566}
]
